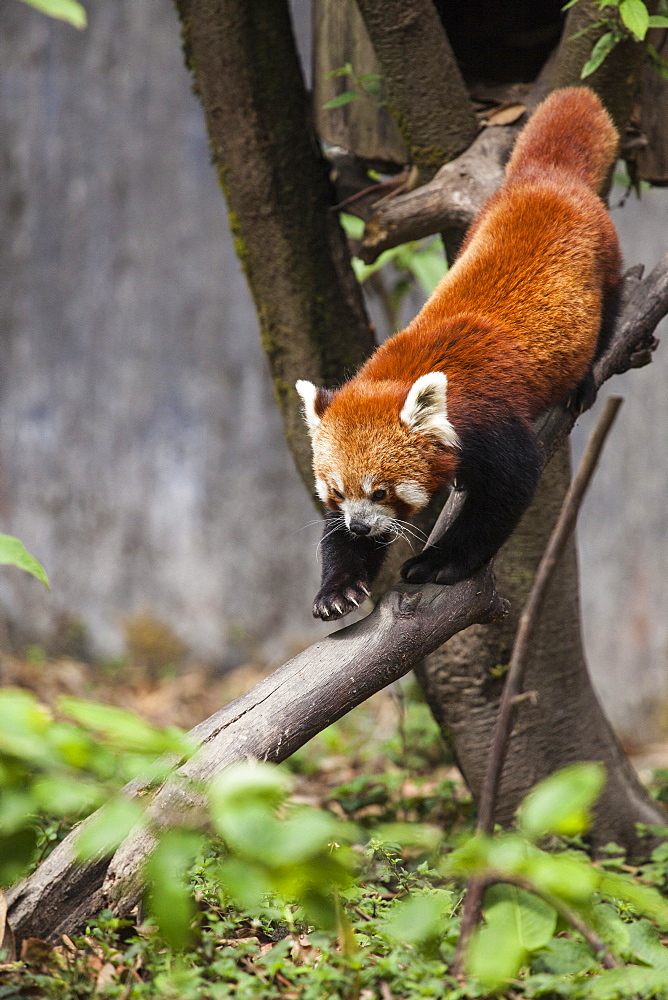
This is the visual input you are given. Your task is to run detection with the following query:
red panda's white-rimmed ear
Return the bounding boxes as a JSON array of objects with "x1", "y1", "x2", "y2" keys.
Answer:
[
  {"x1": 296, "y1": 380, "x2": 336, "y2": 437},
  {"x1": 400, "y1": 372, "x2": 460, "y2": 448},
  {"x1": 295, "y1": 380, "x2": 320, "y2": 436}
]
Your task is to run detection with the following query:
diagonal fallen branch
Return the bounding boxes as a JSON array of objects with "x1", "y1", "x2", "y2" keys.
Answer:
[{"x1": 7, "y1": 569, "x2": 505, "y2": 942}]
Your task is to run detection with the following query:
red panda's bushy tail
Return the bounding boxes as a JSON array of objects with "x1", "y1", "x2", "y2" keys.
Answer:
[{"x1": 504, "y1": 87, "x2": 619, "y2": 194}]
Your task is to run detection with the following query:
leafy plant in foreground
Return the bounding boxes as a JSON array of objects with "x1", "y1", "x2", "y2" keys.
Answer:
[{"x1": 446, "y1": 762, "x2": 668, "y2": 992}]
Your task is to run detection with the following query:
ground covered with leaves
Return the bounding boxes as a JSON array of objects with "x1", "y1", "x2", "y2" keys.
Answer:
[{"x1": 2, "y1": 652, "x2": 668, "y2": 999}]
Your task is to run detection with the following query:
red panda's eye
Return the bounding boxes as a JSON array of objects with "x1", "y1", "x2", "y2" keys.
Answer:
[
  {"x1": 371, "y1": 489, "x2": 387, "y2": 502},
  {"x1": 332, "y1": 488, "x2": 344, "y2": 501}
]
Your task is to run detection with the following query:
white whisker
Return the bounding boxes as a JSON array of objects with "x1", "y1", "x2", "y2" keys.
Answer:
[
  {"x1": 393, "y1": 518, "x2": 428, "y2": 542},
  {"x1": 293, "y1": 518, "x2": 329, "y2": 535}
]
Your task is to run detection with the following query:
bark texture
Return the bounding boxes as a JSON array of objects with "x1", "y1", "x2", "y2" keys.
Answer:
[
  {"x1": 549, "y1": 0, "x2": 654, "y2": 129},
  {"x1": 313, "y1": 0, "x2": 407, "y2": 165},
  {"x1": 354, "y1": 0, "x2": 478, "y2": 181},
  {"x1": 416, "y1": 446, "x2": 662, "y2": 855},
  {"x1": 175, "y1": 0, "x2": 375, "y2": 491},
  {"x1": 632, "y1": 29, "x2": 668, "y2": 185}
]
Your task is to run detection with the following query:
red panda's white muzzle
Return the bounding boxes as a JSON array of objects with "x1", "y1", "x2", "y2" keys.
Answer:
[{"x1": 341, "y1": 497, "x2": 396, "y2": 538}]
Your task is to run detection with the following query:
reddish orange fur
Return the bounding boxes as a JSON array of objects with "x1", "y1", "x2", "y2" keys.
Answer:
[
  {"x1": 348, "y1": 88, "x2": 621, "y2": 433},
  {"x1": 314, "y1": 89, "x2": 621, "y2": 500}
]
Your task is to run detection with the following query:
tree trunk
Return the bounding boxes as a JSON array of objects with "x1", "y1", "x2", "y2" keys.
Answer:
[
  {"x1": 549, "y1": 0, "x2": 654, "y2": 129},
  {"x1": 353, "y1": 0, "x2": 478, "y2": 182},
  {"x1": 632, "y1": 29, "x2": 668, "y2": 185},
  {"x1": 313, "y1": 0, "x2": 407, "y2": 166},
  {"x1": 174, "y1": 0, "x2": 375, "y2": 492},
  {"x1": 416, "y1": 445, "x2": 662, "y2": 855}
]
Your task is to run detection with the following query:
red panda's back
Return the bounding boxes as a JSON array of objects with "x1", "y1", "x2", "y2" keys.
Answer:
[{"x1": 359, "y1": 88, "x2": 622, "y2": 421}]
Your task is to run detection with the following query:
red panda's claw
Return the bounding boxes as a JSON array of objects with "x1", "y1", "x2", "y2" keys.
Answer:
[{"x1": 312, "y1": 581, "x2": 372, "y2": 621}]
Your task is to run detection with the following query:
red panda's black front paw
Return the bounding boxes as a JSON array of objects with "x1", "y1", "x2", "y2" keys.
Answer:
[
  {"x1": 312, "y1": 580, "x2": 371, "y2": 621},
  {"x1": 401, "y1": 549, "x2": 470, "y2": 586}
]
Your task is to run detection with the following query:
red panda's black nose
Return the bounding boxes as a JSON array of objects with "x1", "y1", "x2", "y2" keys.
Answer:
[{"x1": 349, "y1": 520, "x2": 371, "y2": 536}]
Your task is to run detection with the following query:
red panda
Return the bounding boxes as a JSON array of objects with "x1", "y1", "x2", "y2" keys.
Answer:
[{"x1": 297, "y1": 87, "x2": 622, "y2": 621}]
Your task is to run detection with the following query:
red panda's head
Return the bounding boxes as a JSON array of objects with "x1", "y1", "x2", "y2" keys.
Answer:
[{"x1": 295, "y1": 373, "x2": 460, "y2": 538}]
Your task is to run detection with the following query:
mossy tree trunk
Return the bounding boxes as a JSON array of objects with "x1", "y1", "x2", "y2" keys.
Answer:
[
  {"x1": 174, "y1": 0, "x2": 375, "y2": 492},
  {"x1": 353, "y1": 0, "x2": 478, "y2": 182},
  {"x1": 416, "y1": 446, "x2": 663, "y2": 856}
]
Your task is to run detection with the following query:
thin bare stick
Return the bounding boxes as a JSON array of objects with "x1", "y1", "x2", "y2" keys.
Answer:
[{"x1": 454, "y1": 395, "x2": 623, "y2": 972}]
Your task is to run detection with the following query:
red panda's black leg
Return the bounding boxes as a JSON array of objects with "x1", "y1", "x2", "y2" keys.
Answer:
[
  {"x1": 568, "y1": 367, "x2": 597, "y2": 414},
  {"x1": 313, "y1": 513, "x2": 390, "y2": 620},
  {"x1": 401, "y1": 417, "x2": 542, "y2": 585},
  {"x1": 568, "y1": 277, "x2": 622, "y2": 413}
]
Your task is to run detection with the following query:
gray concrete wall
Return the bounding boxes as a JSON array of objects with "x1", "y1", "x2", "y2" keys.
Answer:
[
  {"x1": 572, "y1": 186, "x2": 668, "y2": 742},
  {"x1": 0, "y1": 0, "x2": 324, "y2": 666}
]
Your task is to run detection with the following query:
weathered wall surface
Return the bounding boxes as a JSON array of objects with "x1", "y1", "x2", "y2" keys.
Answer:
[
  {"x1": 572, "y1": 185, "x2": 668, "y2": 741},
  {"x1": 0, "y1": 0, "x2": 325, "y2": 666},
  {"x1": 0, "y1": 1, "x2": 666, "y2": 737}
]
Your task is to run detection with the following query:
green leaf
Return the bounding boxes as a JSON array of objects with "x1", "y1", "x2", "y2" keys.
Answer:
[
  {"x1": 145, "y1": 830, "x2": 201, "y2": 949},
  {"x1": 523, "y1": 853, "x2": 599, "y2": 907},
  {"x1": 322, "y1": 91, "x2": 360, "y2": 110},
  {"x1": 74, "y1": 796, "x2": 145, "y2": 859},
  {"x1": 590, "y1": 900, "x2": 631, "y2": 955},
  {"x1": 0, "y1": 533, "x2": 49, "y2": 588},
  {"x1": 18, "y1": 0, "x2": 87, "y2": 29},
  {"x1": 628, "y1": 918, "x2": 668, "y2": 970},
  {"x1": 467, "y1": 913, "x2": 527, "y2": 990},
  {"x1": 361, "y1": 79, "x2": 382, "y2": 97},
  {"x1": 0, "y1": 690, "x2": 53, "y2": 764},
  {"x1": 406, "y1": 244, "x2": 447, "y2": 295},
  {"x1": 620, "y1": 0, "x2": 650, "y2": 39},
  {"x1": 582, "y1": 964, "x2": 668, "y2": 999},
  {"x1": 0, "y1": 826, "x2": 39, "y2": 888},
  {"x1": 569, "y1": 19, "x2": 608, "y2": 41},
  {"x1": 210, "y1": 761, "x2": 291, "y2": 815},
  {"x1": 383, "y1": 891, "x2": 456, "y2": 947},
  {"x1": 484, "y1": 883, "x2": 557, "y2": 951},
  {"x1": 647, "y1": 43, "x2": 668, "y2": 80},
  {"x1": 518, "y1": 762, "x2": 606, "y2": 841},
  {"x1": 340, "y1": 213, "x2": 365, "y2": 240},
  {"x1": 648, "y1": 15, "x2": 668, "y2": 26},
  {"x1": 32, "y1": 773, "x2": 103, "y2": 816},
  {"x1": 599, "y1": 870, "x2": 668, "y2": 924},
  {"x1": 325, "y1": 63, "x2": 352, "y2": 79},
  {"x1": 0, "y1": 789, "x2": 35, "y2": 835},
  {"x1": 581, "y1": 32, "x2": 618, "y2": 77},
  {"x1": 530, "y1": 935, "x2": 598, "y2": 975},
  {"x1": 372, "y1": 821, "x2": 442, "y2": 852},
  {"x1": 59, "y1": 698, "x2": 191, "y2": 756}
]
